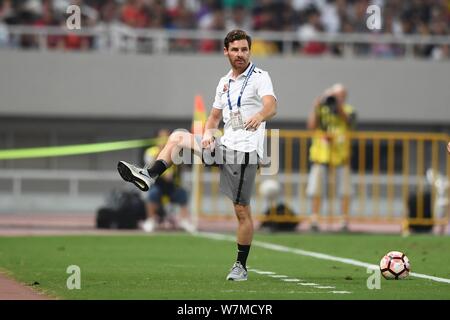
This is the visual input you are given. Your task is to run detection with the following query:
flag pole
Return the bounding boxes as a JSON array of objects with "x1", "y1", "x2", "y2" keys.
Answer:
[{"x1": 190, "y1": 95, "x2": 207, "y2": 232}]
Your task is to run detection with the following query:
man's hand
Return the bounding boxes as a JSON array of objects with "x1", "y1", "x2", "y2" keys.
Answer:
[
  {"x1": 201, "y1": 131, "x2": 215, "y2": 151},
  {"x1": 202, "y1": 108, "x2": 222, "y2": 150},
  {"x1": 244, "y1": 113, "x2": 264, "y2": 131}
]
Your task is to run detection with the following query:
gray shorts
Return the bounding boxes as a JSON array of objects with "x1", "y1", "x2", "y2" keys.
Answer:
[{"x1": 194, "y1": 135, "x2": 258, "y2": 206}]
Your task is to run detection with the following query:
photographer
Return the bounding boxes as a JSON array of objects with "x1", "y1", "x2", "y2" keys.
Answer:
[{"x1": 306, "y1": 83, "x2": 356, "y2": 232}]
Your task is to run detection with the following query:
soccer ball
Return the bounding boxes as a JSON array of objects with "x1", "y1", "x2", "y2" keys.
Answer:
[
  {"x1": 379, "y1": 251, "x2": 411, "y2": 280},
  {"x1": 259, "y1": 179, "x2": 281, "y2": 201}
]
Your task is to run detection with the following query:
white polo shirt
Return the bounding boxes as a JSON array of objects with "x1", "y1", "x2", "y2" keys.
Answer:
[{"x1": 212, "y1": 62, "x2": 277, "y2": 158}]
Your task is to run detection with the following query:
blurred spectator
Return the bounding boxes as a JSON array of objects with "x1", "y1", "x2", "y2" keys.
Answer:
[
  {"x1": 149, "y1": 0, "x2": 169, "y2": 28},
  {"x1": 166, "y1": 0, "x2": 199, "y2": 12},
  {"x1": 414, "y1": 21, "x2": 434, "y2": 57},
  {"x1": 350, "y1": 0, "x2": 370, "y2": 33},
  {"x1": 0, "y1": 22, "x2": 7, "y2": 48},
  {"x1": 197, "y1": 0, "x2": 218, "y2": 29},
  {"x1": 168, "y1": 0, "x2": 196, "y2": 29},
  {"x1": 225, "y1": 5, "x2": 252, "y2": 32},
  {"x1": 33, "y1": 1, "x2": 64, "y2": 50},
  {"x1": 429, "y1": 16, "x2": 450, "y2": 60},
  {"x1": 349, "y1": 0, "x2": 371, "y2": 56},
  {"x1": 252, "y1": 1, "x2": 283, "y2": 52},
  {"x1": 320, "y1": 0, "x2": 341, "y2": 34},
  {"x1": 62, "y1": 0, "x2": 98, "y2": 51},
  {"x1": 280, "y1": 2, "x2": 297, "y2": 32},
  {"x1": 93, "y1": 0, "x2": 120, "y2": 50},
  {"x1": 0, "y1": 0, "x2": 13, "y2": 19},
  {"x1": 370, "y1": 11, "x2": 403, "y2": 58},
  {"x1": 306, "y1": 83, "x2": 356, "y2": 232},
  {"x1": 251, "y1": 38, "x2": 278, "y2": 56},
  {"x1": 198, "y1": 3, "x2": 225, "y2": 53},
  {"x1": 291, "y1": 0, "x2": 323, "y2": 12},
  {"x1": 168, "y1": 0, "x2": 197, "y2": 52},
  {"x1": 63, "y1": 31, "x2": 90, "y2": 50},
  {"x1": 141, "y1": 129, "x2": 194, "y2": 233},
  {"x1": 223, "y1": 0, "x2": 253, "y2": 10},
  {"x1": 0, "y1": 0, "x2": 12, "y2": 47},
  {"x1": 297, "y1": 5, "x2": 327, "y2": 55},
  {"x1": 252, "y1": 0, "x2": 276, "y2": 31},
  {"x1": 120, "y1": 0, "x2": 150, "y2": 28}
]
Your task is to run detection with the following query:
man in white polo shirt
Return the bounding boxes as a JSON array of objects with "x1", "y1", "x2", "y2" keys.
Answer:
[{"x1": 117, "y1": 29, "x2": 277, "y2": 281}]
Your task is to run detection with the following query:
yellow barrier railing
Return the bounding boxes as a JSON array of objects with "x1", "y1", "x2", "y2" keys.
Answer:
[{"x1": 196, "y1": 130, "x2": 450, "y2": 233}]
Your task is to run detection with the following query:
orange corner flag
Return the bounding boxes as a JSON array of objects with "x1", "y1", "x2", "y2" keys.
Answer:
[{"x1": 192, "y1": 95, "x2": 207, "y2": 135}]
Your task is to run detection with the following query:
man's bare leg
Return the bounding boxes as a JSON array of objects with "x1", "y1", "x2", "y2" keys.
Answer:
[
  {"x1": 156, "y1": 131, "x2": 201, "y2": 166},
  {"x1": 235, "y1": 204, "x2": 253, "y2": 244},
  {"x1": 118, "y1": 131, "x2": 203, "y2": 192},
  {"x1": 131, "y1": 131, "x2": 202, "y2": 188},
  {"x1": 142, "y1": 202, "x2": 159, "y2": 232},
  {"x1": 310, "y1": 196, "x2": 321, "y2": 231},
  {"x1": 234, "y1": 204, "x2": 253, "y2": 269},
  {"x1": 146, "y1": 202, "x2": 159, "y2": 221}
]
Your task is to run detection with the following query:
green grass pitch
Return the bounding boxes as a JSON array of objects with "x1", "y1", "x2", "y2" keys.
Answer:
[{"x1": 0, "y1": 233, "x2": 449, "y2": 299}]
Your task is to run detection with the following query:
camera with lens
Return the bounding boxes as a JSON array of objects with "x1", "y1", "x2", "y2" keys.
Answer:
[{"x1": 320, "y1": 95, "x2": 338, "y2": 114}]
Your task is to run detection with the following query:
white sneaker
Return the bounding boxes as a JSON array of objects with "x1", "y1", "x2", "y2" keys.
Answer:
[
  {"x1": 117, "y1": 161, "x2": 155, "y2": 192},
  {"x1": 179, "y1": 219, "x2": 196, "y2": 233},
  {"x1": 142, "y1": 218, "x2": 156, "y2": 233},
  {"x1": 226, "y1": 261, "x2": 248, "y2": 281}
]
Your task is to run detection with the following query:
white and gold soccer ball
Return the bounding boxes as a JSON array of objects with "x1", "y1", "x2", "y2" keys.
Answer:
[
  {"x1": 259, "y1": 179, "x2": 281, "y2": 201},
  {"x1": 379, "y1": 251, "x2": 411, "y2": 280}
]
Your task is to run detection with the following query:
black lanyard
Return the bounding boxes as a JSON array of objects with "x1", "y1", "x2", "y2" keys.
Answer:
[{"x1": 227, "y1": 64, "x2": 255, "y2": 111}]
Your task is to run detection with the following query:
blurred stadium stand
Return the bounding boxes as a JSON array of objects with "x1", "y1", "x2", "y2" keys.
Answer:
[
  {"x1": 0, "y1": 0, "x2": 449, "y2": 59},
  {"x1": 0, "y1": 0, "x2": 449, "y2": 233}
]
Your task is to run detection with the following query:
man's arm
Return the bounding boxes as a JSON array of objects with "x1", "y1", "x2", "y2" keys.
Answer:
[
  {"x1": 244, "y1": 95, "x2": 277, "y2": 130},
  {"x1": 307, "y1": 97, "x2": 321, "y2": 130},
  {"x1": 337, "y1": 104, "x2": 352, "y2": 125},
  {"x1": 201, "y1": 107, "x2": 222, "y2": 149}
]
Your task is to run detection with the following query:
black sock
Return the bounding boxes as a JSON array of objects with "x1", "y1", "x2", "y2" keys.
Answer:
[
  {"x1": 236, "y1": 244, "x2": 251, "y2": 270},
  {"x1": 147, "y1": 160, "x2": 169, "y2": 178}
]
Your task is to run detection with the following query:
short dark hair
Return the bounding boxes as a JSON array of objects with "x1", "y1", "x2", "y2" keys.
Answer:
[{"x1": 224, "y1": 29, "x2": 252, "y2": 49}]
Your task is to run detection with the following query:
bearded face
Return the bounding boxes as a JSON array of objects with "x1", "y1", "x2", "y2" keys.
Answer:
[{"x1": 224, "y1": 39, "x2": 251, "y2": 74}]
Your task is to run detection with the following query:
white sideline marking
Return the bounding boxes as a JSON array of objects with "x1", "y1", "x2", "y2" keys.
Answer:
[
  {"x1": 254, "y1": 271, "x2": 276, "y2": 275},
  {"x1": 248, "y1": 268, "x2": 350, "y2": 294},
  {"x1": 196, "y1": 232, "x2": 450, "y2": 285}
]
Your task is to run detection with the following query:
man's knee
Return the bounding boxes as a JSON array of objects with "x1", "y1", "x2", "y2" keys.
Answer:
[
  {"x1": 148, "y1": 186, "x2": 162, "y2": 203},
  {"x1": 169, "y1": 131, "x2": 192, "y2": 146},
  {"x1": 234, "y1": 204, "x2": 251, "y2": 222},
  {"x1": 169, "y1": 131, "x2": 184, "y2": 141}
]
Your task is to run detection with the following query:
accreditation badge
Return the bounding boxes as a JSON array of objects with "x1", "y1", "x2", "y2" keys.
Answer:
[{"x1": 230, "y1": 111, "x2": 244, "y2": 131}]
